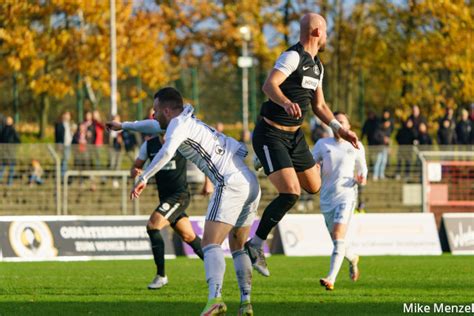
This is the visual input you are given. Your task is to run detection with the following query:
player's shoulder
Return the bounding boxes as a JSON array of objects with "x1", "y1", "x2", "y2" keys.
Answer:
[
  {"x1": 286, "y1": 42, "x2": 304, "y2": 54},
  {"x1": 315, "y1": 137, "x2": 332, "y2": 146}
]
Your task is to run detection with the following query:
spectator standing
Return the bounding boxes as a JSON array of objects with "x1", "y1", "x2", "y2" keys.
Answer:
[
  {"x1": 0, "y1": 113, "x2": 5, "y2": 136},
  {"x1": 438, "y1": 107, "x2": 457, "y2": 131},
  {"x1": 110, "y1": 114, "x2": 123, "y2": 170},
  {"x1": 437, "y1": 118, "x2": 456, "y2": 145},
  {"x1": 455, "y1": 109, "x2": 473, "y2": 145},
  {"x1": 408, "y1": 105, "x2": 427, "y2": 138},
  {"x1": 395, "y1": 119, "x2": 416, "y2": 180},
  {"x1": 0, "y1": 116, "x2": 20, "y2": 185},
  {"x1": 372, "y1": 119, "x2": 391, "y2": 180},
  {"x1": 92, "y1": 110, "x2": 105, "y2": 169},
  {"x1": 381, "y1": 109, "x2": 395, "y2": 135},
  {"x1": 417, "y1": 122, "x2": 433, "y2": 145},
  {"x1": 55, "y1": 111, "x2": 75, "y2": 177},
  {"x1": 73, "y1": 112, "x2": 95, "y2": 172},
  {"x1": 361, "y1": 110, "x2": 379, "y2": 146}
]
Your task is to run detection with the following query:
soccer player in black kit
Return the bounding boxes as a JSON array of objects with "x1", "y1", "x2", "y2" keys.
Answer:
[
  {"x1": 245, "y1": 13, "x2": 359, "y2": 276},
  {"x1": 131, "y1": 135, "x2": 206, "y2": 289}
]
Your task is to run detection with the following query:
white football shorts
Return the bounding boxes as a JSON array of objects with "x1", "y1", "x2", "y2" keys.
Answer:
[
  {"x1": 322, "y1": 201, "x2": 356, "y2": 232},
  {"x1": 206, "y1": 167, "x2": 260, "y2": 227}
]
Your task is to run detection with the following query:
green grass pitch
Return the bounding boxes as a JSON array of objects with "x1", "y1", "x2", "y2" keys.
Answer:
[{"x1": 0, "y1": 255, "x2": 472, "y2": 315}]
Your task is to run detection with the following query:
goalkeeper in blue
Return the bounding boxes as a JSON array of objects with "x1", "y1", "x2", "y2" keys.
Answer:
[{"x1": 312, "y1": 112, "x2": 367, "y2": 291}]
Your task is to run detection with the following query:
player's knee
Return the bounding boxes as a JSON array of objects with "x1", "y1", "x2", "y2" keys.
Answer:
[
  {"x1": 270, "y1": 193, "x2": 300, "y2": 222},
  {"x1": 304, "y1": 183, "x2": 321, "y2": 195},
  {"x1": 280, "y1": 193, "x2": 300, "y2": 207},
  {"x1": 146, "y1": 221, "x2": 156, "y2": 231},
  {"x1": 180, "y1": 232, "x2": 195, "y2": 244}
]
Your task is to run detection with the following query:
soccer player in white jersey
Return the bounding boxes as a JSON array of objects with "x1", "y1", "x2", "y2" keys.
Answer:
[
  {"x1": 312, "y1": 112, "x2": 368, "y2": 291},
  {"x1": 108, "y1": 87, "x2": 260, "y2": 316}
]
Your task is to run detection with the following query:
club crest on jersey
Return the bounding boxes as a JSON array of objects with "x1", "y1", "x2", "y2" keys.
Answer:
[
  {"x1": 215, "y1": 145, "x2": 225, "y2": 155},
  {"x1": 313, "y1": 65, "x2": 320, "y2": 76}
]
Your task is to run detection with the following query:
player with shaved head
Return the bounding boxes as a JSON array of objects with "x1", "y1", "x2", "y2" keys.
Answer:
[{"x1": 246, "y1": 13, "x2": 360, "y2": 277}]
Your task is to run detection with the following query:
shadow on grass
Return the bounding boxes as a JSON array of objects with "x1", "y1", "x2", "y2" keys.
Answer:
[{"x1": 0, "y1": 301, "x2": 409, "y2": 316}]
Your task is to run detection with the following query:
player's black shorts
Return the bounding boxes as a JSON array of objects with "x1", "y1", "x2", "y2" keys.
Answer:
[
  {"x1": 252, "y1": 119, "x2": 315, "y2": 175},
  {"x1": 155, "y1": 191, "x2": 190, "y2": 227}
]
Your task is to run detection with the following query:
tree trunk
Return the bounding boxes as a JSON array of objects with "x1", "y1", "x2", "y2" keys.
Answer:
[
  {"x1": 345, "y1": 0, "x2": 366, "y2": 118},
  {"x1": 39, "y1": 93, "x2": 50, "y2": 139}
]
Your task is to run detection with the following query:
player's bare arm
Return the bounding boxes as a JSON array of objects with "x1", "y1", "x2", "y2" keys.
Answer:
[
  {"x1": 131, "y1": 159, "x2": 145, "y2": 179},
  {"x1": 311, "y1": 86, "x2": 359, "y2": 149},
  {"x1": 262, "y1": 69, "x2": 302, "y2": 119},
  {"x1": 201, "y1": 176, "x2": 214, "y2": 196}
]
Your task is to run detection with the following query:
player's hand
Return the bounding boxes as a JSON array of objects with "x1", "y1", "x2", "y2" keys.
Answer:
[
  {"x1": 339, "y1": 128, "x2": 359, "y2": 149},
  {"x1": 355, "y1": 174, "x2": 366, "y2": 185},
  {"x1": 201, "y1": 177, "x2": 214, "y2": 196},
  {"x1": 130, "y1": 178, "x2": 146, "y2": 200},
  {"x1": 130, "y1": 168, "x2": 142, "y2": 179},
  {"x1": 106, "y1": 121, "x2": 122, "y2": 131},
  {"x1": 282, "y1": 101, "x2": 302, "y2": 119}
]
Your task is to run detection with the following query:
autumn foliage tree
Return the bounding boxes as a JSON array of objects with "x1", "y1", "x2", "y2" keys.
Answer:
[{"x1": 0, "y1": 0, "x2": 472, "y2": 138}]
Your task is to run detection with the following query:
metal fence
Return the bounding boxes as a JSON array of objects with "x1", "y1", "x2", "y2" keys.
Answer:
[{"x1": 0, "y1": 143, "x2": 472, "y2": 216}]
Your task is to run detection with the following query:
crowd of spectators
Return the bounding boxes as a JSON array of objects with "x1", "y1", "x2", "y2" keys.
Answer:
[
  {"x1": 1, "y1": 103, "x2": 473, "y2": 186},
  {"x1": 360, "y1": 105, "x2": 473, "y2": 180}
]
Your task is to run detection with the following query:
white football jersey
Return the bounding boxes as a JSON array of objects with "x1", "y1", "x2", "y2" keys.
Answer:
[
  {"x1": 135, "y1": 105, "x2": 248, "y2": 185},
  {"x1": 312, "y1": 138, "x2": 367, "y2": 212}
]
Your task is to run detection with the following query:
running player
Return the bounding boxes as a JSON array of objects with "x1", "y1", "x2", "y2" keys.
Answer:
[
  {"x1": 110, "y1": 87, "x2": 260, "y2": 316},
  {"x1": 246, "y1": 12, "x2": 359, "y2": 276},
  {"x1": 131, "y1": 134, "x2": 205, "y2": 290},
  {"x1": 312, "y1": 112, "x2": 367, "y2": 290}
]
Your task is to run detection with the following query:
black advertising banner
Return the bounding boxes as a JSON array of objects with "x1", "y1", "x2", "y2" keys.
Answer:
[
  {"x1": 0, "y1": 216, "x2": 175, "y2": 261},
  {"x1": 441, "y1": 213, "x2": 474, "y2": 255}
]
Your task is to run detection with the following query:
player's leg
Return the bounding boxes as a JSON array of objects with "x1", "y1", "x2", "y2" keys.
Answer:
[
  {"x1": 200, "y1": 220, "x2": 233, "y2": 316},
  {"x1": 297, "y1": 164, "x2": 321, "y2": 194},
  {"x1": 229, "y1": 173, "x2": 259, "y2": 316},
  {"x1": 229, "y1": 226, "x2": 254, "y2": 316},
  {"x1": 343, "y1": 207, "x2": 360, "y2": 281},
  {"x1": 172, "y1": 214, "x2": 204, "y2": 259},
  {"x1": 146, "y1": 210, "x2": 171, "y2": 289},
  {"x1": 245, "y1": 167, "x2": 299, "y2": 276},
  {"x1": 321, "y1": 202, "x2": 356, "y2": 290},
  {"x1": 293, "y1": 129, "x2": 320, "y2": 194}
]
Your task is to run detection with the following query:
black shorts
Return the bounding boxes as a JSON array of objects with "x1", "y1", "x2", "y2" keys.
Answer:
[
  {"x1": 252, "y1": 119, "x2": 315, "y2": 175},
  {"x1": 155, "y1": 191, "x2": 191, "y2": 226}
]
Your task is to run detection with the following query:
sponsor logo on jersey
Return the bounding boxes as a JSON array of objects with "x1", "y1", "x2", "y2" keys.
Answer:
[
  {"x1": 302, "y1": 66, "x2": 311, "y2": 71},
  {"x1": 301, "y1": 76, "x2": 319, "y2": 90}
]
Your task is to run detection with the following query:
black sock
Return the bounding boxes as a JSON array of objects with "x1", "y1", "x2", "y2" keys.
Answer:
[
  {"x1": 255, "y1": 193, "x2": 299, "y2": 240},
  {"x1": 147, "y1": 229, "x2": 165, "y2": 276},
  {"x1": 187, "y1": 235, "x2": 204, "y2": 260}
]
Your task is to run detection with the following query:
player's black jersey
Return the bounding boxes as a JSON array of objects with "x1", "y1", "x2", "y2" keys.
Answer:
[
  {"x1": 261, "y1": 42, "x2": 324, "y2": 126},
  {"x1": 146, "y1": 136, "x2": 188, "y2": 200}
]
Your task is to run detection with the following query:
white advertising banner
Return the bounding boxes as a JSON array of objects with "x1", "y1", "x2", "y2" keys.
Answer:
[
  {"x1": 278, "y1": 213, "x2": 442, "y2": 256},
  {"x1": 442, "y1": 213, "x2": 474, "y2": 255},
  {"x1": 278, "y1": 214, "x2": 333, "y2": 256}
]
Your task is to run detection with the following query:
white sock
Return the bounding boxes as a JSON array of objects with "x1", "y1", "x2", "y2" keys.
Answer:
[
  {"x1": 203, "y1": 244, "x2": 225, "y2": 300},
  {"x1": 232, "y1": 249, "x2": 252, "y2": 303},
  {"x1": 327, "y1": 239, "x2": 346, "y2": 284},
  {"x1": 251, "y1": 236, "x2": 265, "y2": 249},
  {"x1": 345, "y1": 245, "x2": 357, "y2": 262}
]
